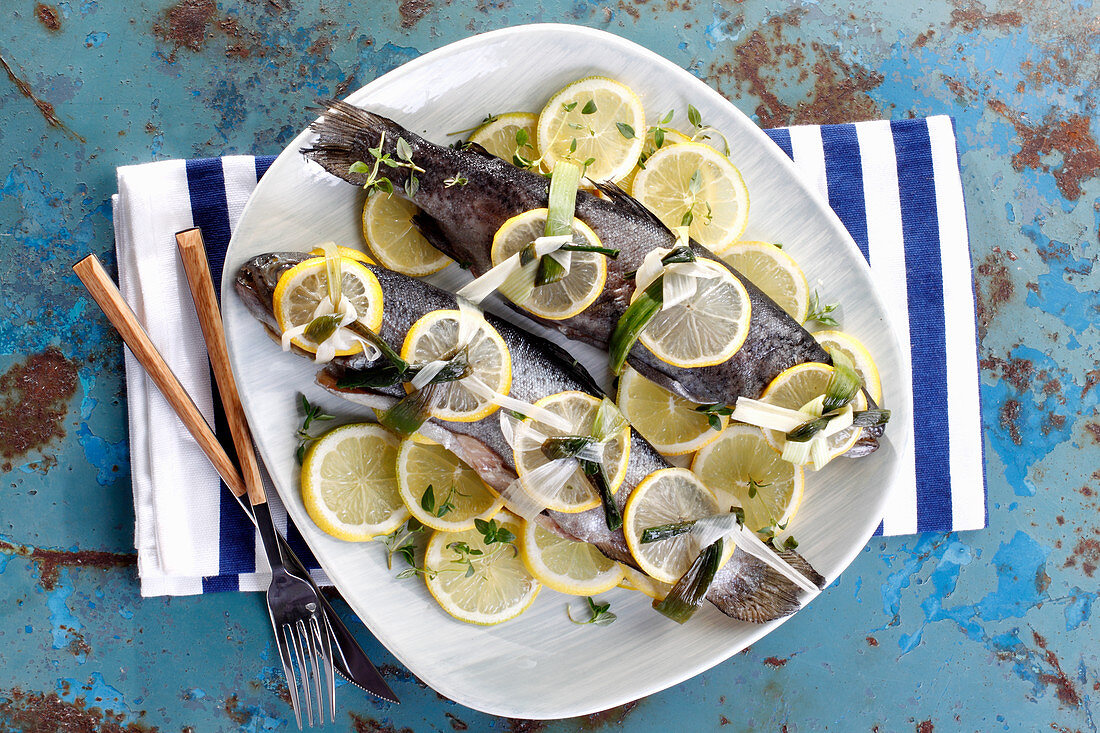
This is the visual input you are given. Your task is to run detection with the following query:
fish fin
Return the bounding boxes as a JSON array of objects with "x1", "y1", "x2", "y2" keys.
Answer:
[
  {"x1": 590, "y1": 180, "x2": 674, "y2": 236},
  {"x1": 410, "y1": 211, "x2": 461, "y2": 261},
  {"x1": 461, "y1": 140, "x2": 497, "y2": 159},
  {"x1": 301, "y1": 99, "x2": 409, "y2": 184},
  {"x1": 707, "y1": 549, "x2": 825, "y2": 623}
]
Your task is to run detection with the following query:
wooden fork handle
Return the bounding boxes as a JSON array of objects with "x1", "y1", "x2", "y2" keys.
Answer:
[
  {"x1": 176, "y1": 228, "x2": 268, "y2": 507},
  {"x1": 72, "y1": 254, "x2": 246, "y2": 497}
]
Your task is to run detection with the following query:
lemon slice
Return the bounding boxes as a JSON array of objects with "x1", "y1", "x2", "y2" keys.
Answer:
[
  {"x1": 616, "y1": 366, "x2": 724, "y2": 456},
  {"x1": 813, "y1": 330, "x2": 883, "y2": 404},
  {"x1": 631, "y1": 142, "x2": 749, "y2": 251},
  {"x1": 758, "y1": 362, "x2": 869, "y2": 461},
  {"x1": 636, "y1": 258, "x2": 751, "y2": 368},
  {"x1": 300, "y1": 423, "x2": 408, "y2": 541},
  {"x1": 361, "y1": 192, "x2": 452, "y2": 276},
  {"x1": 721, "y1": 241, "x2": 810, "y2": 323},
  {"x1": 619, "y1": 126, "x2": 693, "y2": 193},
  {"x1": 396, "y1": 438, "x2": 504, "y2": 531},
  {"x1": 468, "y1": 112, "x2": 539, "y2": 163},
  {"x1": 308, "y1": 245, "x2": 374, "y2": 264},
  {"x1": 617, "y1": 564, "x2": 672, "y2": 600},
  {"x1": 537, "y1": 76, "x2": 646, "y2": 182},
  {"x1": 512, "y1": 391, "x2": 630, "y2": 513},
  {"x1": 490, "y1": 208, "x2": 607, "y2": 320},
  {"x1": 518, "y1": 520, "x2": 623, "y2": 595},
  {"x1": 622, "y1": 467, "x2": 734, "y2": 584},
  {"x1": 425, "y1": 512, "x2": 541, "y2": 625},
  {"x1": 400, "y1": 309, "x2": 512, "y2": 422},
  {"x1": 691, "y1": 424, "x2": 804, "y2": 533},
  {"x1": 273, "y1": 257, "x2": 384, "y2": 356}
]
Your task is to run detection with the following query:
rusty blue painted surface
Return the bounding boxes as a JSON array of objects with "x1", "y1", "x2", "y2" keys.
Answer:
[{"x1": 1, "y1": 1, "x2": 1097, "y2": 731}]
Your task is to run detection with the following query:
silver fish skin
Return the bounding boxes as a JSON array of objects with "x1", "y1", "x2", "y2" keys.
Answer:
[
  {"x1": 301, "y1": 100, "x2": 834, "y2": 408},
  {"x1": 236, "y1": 252, "x2": 824, "y2": 623}
]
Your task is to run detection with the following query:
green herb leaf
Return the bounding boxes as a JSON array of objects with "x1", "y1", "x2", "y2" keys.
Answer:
[
  {"x1": 687, "y1": 104, "x2": 703, "y2": 129},
  {"x1": 396, "y1": 137, "x2": 414, "y2": 162},
  {"x1": 660, "y1": 109, "x2": 675, "y2": 125},
  {"x1": 405, "y1": 173, "x2": 419, "y2": 198},
  {"x1": 515, "y1": 128, "x2": 530, "y2": 148},
  {"x1": 783, "y1": 536, "x2": 799, "y2": 550},
  {"x1": 616, "y1": 122, "x2": 636, "y2": 139},
  {"x1": 444, "y1": 174, "x2": 468, "y2": 188},
  {"x1": 568, "y1": 138, "x2": 578, "y2": 154},
  {"x1": 420, "y1": 484, "x2": 435, "y2": 514},
  {"x1": 348, "y1": 161, "x2": 370, "y2": 174},
  {"x1": 654, "y1": 127, "x2": 665, "y2": 148},
  {"x1": 567, "y1": 596, "x2": 617, "y2": 626},
  {"x1": 581, "y1": 99, "x2": 598, "y2": 115},
  {"x1": 680, "y1": 209, "x2": 694, "y2": 227},
  {"x1": 563, "y1": 101, "x2": 578, "y2": 112}
]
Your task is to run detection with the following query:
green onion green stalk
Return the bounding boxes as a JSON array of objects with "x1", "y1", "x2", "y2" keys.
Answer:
[{"x1": 653, "y1": 538, "x2": 724, "y2": 623}]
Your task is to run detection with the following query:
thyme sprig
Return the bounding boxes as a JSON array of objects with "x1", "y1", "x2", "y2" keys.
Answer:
[
  {"x1": 348, "y1": 132, "x2": 426, "y2": 199},
  {"x1": 295, "y1": 395, "x2": 334, "y2": 463},
  {"x1": 694, "y1": 403, "x2": 733, "y2": 432},
  {"x1": 567, "y1": 596, "x2": 617, "y2": 626},
  {"x1": 806, "y1": 290, "x2": 840, "y2": 328}
]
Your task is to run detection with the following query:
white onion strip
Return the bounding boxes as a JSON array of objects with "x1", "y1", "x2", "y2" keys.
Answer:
[{"x1": 689, "y1": 514, "x2": 819, "y2": 594}]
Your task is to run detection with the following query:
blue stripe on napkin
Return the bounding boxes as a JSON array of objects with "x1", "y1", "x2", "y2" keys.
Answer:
[
  {"x1": 820, "y1": 124, "x2": 870, "y2": 261},
  {"x1": 890, "y1": 120, "x2": 951, "y2": 533}
]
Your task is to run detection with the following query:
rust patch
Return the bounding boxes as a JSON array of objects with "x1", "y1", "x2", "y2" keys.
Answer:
[
  {"x1": 0, "y1": 688, "x2": 158, "y2": 732},
  {"x1": 1042, "y1": 412, "x2": 1066, "y2": 435},
  {"x1": 397, "y1": 0, "x2": 433, "y2": 28},
  {"x1": 618, "y1": 0, "x2": 641, "y2": 20},
  {"x1": 1083, "y1": 369, "x2": 1100, "y2": 400},
  {"x1": 1031, "y1": 632, "x2": 1081, "y2": 707},
  {"x1": 916, "y1": 721, "x2": 934, "y2": 733},
  {"x1": 949, "y1": 0, "x2": 1022, "y2": 32},
  {"x1": 153, "y1": 0, "x2": 217, "y2": 54},
  {"x1": 999, "y1": 399, "x2": 1022, "y2": 445},
  {"x1": 0, "y1": 539, "x2": 136, "y2": 591},
  {"x1": 912, "y1": 30, "x2": 934, "y2": 48},
  {"x1": 1083, "y1": 422, "x2": 1100, "y2": 444},
  {"x1": 445, "y1": 712, "x2": 468, "y2": 731},
  {"x1": 35, "y1": 3, "x2": 62, "y2": 31},
  {"x1": 0, "y1": 348, "x2": 79, "y2": 469},
  {"x1": 1064, "y1": 537, "x2": 1099, "y2": 577},
  {"x1": 350, "y1": 715, "x2": 414, "y2": 733},
  {"x1": 763, "y1": 655, "x2": 791, "y2": 668},
  {"x1": 866, "y1": 635, "x2": 879, "y2": 647},
  {"x1": 973, "y1": 251, "x2": 1014, "y2": 340},
  {"x1": 581, "y1": 700, "x2": 639, "y2": 729},
  {"x1": 980, "y1": 353, "x2": 1033, "y2": 393},
  {"x1": 1056, "y1": 515, "x2": 1065, "y2": 525},
  {"x1": 710, "y1": 9, "x2": 883, "y2": 127},
  {"x1": 505, "y1": 719, "x2": 548, "y2": 733},
  {"x1": 0, "y1": 55, "x2": 84, "y2": 142},
  {"x1": 223, "y1": 694, "x2": 247, "y2": 725},
  {"x1": 988, "y1": 102, "x2": 1100, "y2": 201}
]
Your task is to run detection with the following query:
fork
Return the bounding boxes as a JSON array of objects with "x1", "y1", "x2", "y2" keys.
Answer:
[{"x1": 176, "y1": 231, "x2": 336, "y2": 728}]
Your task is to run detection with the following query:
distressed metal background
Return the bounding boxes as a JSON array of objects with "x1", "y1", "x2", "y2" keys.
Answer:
[{"x1": 1, "y1": 1, "x2": 1097, "y2": 731}]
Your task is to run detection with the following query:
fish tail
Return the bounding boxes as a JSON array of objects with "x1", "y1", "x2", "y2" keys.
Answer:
[
  {"x1": 709, "y1": 549, "x2": 825, "y2": 624},
  {"x1": 301, "y1": 100, "x2": 411, "y2": 185}
]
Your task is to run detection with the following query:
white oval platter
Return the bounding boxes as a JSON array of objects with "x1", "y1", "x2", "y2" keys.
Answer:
[{"x1": 222, "y1": 23, "x2": 911, "y2": 719}]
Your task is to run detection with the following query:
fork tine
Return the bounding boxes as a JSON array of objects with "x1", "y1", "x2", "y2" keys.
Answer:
[
  {"x1": 290, "y1": 621, "x2": 314, "y2": 727},
  {"x1": 311, "y1": 615, "x2": 336, "y2": 723},
  {"x1": 303, "y1": 618, "x2": 325, "y2": 724},
  {"x1": 277, "y1": 624, "x2": 303, "y2": 730}
]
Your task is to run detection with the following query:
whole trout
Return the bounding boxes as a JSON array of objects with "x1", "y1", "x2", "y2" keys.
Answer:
[{"x1": 237, "y1": 251, "x2": 824, "y2": 623}]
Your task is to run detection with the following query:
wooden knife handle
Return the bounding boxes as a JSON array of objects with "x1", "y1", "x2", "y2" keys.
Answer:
[
  {"x1": 176, "y1": 228, "x2": 268, "y2": 507},
  {"x1": 72, "y1": 254, "x2": 246, "y2": 497}
]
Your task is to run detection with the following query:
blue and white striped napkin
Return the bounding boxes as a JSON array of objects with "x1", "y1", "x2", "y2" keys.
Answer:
[{"x1": 114, "y1": 116, "x2": 985, "y2": 597}]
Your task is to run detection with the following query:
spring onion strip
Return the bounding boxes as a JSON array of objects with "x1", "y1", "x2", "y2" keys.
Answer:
[
  {"x1": 729, "y1": 398, "x2": 808, "y2": 433},
  {"x1": 280, "y1": 292, "x2": 382, "y2": 365},
  {"x1": 689, "y1": 514, "x2": 820, "y2": 594},
  {"x1": 545, "y1": 160, "x2": 582, "y2": 237},
  {"x1": 321, "y1": 241, "x2": 342, "y2": 310},
  {"x1": 495, "y1": 407, "x2": 621, "y2": 525},
  {"x1": 456, "y1": 234, "x2": 572, "y2": 304}
]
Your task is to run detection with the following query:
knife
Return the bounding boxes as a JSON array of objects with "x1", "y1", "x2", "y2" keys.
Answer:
[{"x1": 74, "y1": 251, "x2": 399, "y2": 704}]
